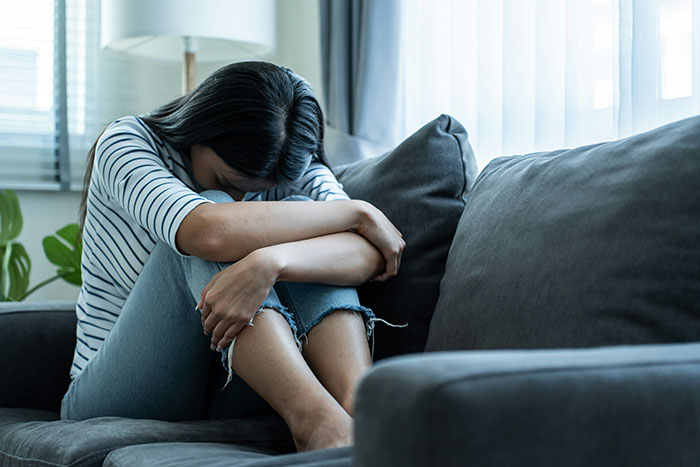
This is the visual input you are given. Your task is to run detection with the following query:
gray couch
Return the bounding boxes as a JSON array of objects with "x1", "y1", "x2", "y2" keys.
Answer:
[{"x1": 1, "y1": 114, "x2": 699, "y2": 466}]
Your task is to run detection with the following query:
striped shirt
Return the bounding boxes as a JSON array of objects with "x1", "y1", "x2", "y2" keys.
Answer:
[{"x1": 70, "y1": 115, "x2": 350, "y2": 380}]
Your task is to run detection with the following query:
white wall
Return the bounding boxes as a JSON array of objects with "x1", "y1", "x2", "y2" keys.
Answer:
[
  {"x1": 14, "y1": 191, "x2": 83, "y2": 301},
  {"x1": 17, "y1": 0, "x2": 323, "y2": 301}
]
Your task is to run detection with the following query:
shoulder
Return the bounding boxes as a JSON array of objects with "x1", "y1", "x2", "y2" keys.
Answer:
[
  {"x1": 97, "y1": 116, "x2": 164, "y2": 153},
  {"x1": 95, "y1": 116, "x2": 163, "y2": 161},
  {"x1": 93, "y1": 116, "x2": 169, "y2": 184}
]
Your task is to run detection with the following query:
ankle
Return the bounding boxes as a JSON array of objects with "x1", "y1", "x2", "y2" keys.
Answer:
[
  {"x1": 289, "y1": 403, "x2": 348, "y2": 449},
  {"x1": 292, "y1": 407, "x2": 354, "y2": 452},
  {"x1": 339, "y1": 394, "x2": 354, "y2": 417}
]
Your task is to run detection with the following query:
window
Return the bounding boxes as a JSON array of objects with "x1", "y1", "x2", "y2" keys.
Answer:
[
  {"x1": 0, "y1": 0, "x2": 59, "y2": 189},
  {"x1": 0, "y1": 0, "x2": 143, "y2": 191},
  {"x1": 401, "y1": 0, "x2": 700, "y2": 170}
]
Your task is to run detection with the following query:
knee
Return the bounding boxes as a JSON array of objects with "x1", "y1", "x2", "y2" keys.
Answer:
[
  {"x1": 281, "y1": 194, "x2": 314, "y2": 202},
  {"x1": 200, "y1": 190, "x2": 235, "y2": 203},
  {"x1": 147, "y1": 241, "x2": 185, "y2": 270}
]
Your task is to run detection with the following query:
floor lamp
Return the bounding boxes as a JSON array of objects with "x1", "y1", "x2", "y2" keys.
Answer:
[{"x1": 100, "y1": 0, "x2": 276, "y2": 94}]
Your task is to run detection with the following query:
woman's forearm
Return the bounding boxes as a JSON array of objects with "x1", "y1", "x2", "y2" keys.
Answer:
[
  {"x1": 177, "y1": 199, "x2": 369, "y2": 262},
  {"x1": 256, "y1": 231, "x2": 385, "y2": 286}
]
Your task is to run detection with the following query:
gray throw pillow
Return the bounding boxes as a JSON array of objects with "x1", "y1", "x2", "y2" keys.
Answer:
[
  {"x1": 426, "y1": 115, "x2": 700, "y2": 351},
  {"x1": 335, "y1": 115, "x2": 479, "y2": 360}
]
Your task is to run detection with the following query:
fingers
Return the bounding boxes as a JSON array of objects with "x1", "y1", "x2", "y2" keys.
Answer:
[
  {"x1": 385, "y1": 238, "x2": 406, "y2": 275},
  {"x1": 371, "y1": 207, "x2": 405, "y2": 278},
  {"x1": 216, "y1": 324, "x2": 246, "y2": 351},
  {"x1": 389, "y1": 248, "x2": 399, "y2": 276},
  {"x1": 373, "y1": 234, "x2": 406, "y2": 283},
  {"x1": 201, "y1": 302, "x2": 257, "y2": 350},
  {"x1": 200, "y1": 300, "x2": 213, "y2": 335},
  {"x1": 203, "y1": 311, "x2": 236, "y2": 350},
  {"x1": 198, "y1": 283, "x2": 214, "y2": 325},
  {"x1": 209, "y1": 319, "x2": 240, "y2": 351},
  {"x1": 208, "y1": 313, "x2": 257, "y2": 351}
]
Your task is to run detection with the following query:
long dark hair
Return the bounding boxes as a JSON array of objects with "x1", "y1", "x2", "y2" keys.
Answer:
[{"x1": 79, "y1": 61, "x2": 334, "y2": 233}]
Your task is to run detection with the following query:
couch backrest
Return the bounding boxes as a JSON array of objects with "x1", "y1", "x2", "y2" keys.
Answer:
[
  {"x1": 0, "y1": 301, "x2": 76, "y2": 412},
  {"x1": 427, "y1": 115, "x2": 700, "y2": 351}
]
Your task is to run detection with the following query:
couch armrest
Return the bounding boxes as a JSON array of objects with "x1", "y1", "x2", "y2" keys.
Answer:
[
  {"x1": 353, "y1": 342, "x2": 700, "y2": 467},
  {"x1": 0, "y1": 301, "x2": 77, "y2": 412}
]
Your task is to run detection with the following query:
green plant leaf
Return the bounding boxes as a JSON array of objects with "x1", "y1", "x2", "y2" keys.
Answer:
[
  {"x1": 0, "y1": 196, "x2": 9, "y2": 245},
  {"x1": 57, "y1": 267, "x2": 82, "y2": 286},
  {"x1": 43, "y1": 236, "x2": 74, "y2": 268},
  {"x1": 0, "y1": 190, "x2": 23, "y2": 245},
  {"x1": 56, "y1": 224, "x2": 80, "y2": 247},
  {"x1": 57, "y1": 223, "x2": 82, "y2": 271},
  {"x1": 0, "y1": 242, "x2": 30, "y2": 301},
  {"x1": 43, "y1": 223, "x2": 82, "y2": 287},
  {"x1": 0, "y1": 244, "x2": 11, "y2": 299},
  {"x1": 7, "y1": 243, "x2": 30, "y2": 300}
]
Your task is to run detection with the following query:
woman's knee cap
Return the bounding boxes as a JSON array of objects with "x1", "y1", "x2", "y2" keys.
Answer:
[
  {"x1": 200, "y1": 190, "x2": 235, "y2": 203},
  {"x1": 281, "y1": 194, "x2": 313, "y2": 202}
]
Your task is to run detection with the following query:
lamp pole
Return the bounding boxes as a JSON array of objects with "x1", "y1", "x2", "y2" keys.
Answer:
[{"x1": 183, "y1": 36, "x2": 198, "y2": 94}]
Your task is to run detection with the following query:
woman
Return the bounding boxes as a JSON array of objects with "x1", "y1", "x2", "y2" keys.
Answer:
[{"x1": 59, "y1": 61, "x2": 406, "y2": 452}]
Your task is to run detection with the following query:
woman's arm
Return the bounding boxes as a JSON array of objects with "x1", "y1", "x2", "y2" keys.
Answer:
[
  {"x1": 181, "y1": 195, "x2": 404, "y2": 285},
  {"x1": 176, "y1": 199, "x2": 368, "y2": 262},
  {"x1": 255, "y1": 230, "x2": 387, "y2": 286},
  {"x1": 198, "y1": 230, "x2": 390, "y2": 350}
]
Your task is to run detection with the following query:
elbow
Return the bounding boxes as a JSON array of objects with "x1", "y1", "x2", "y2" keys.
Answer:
[
  {"x1": 195, "y1": 220, "x2": 248, "y2": 262},
  {"x1": 176, "y1": 216, "x2": 216, "y2": 259},
  {"x1": 176, "y1": 206, "x2": 230, "y2": 261},
  {"x1": 195, "y1": 229, "x2": 224, "y2": 261}
]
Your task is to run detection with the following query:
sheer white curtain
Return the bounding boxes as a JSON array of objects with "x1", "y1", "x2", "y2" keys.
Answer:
[{"x1": 400, "y1": 0, "x2": 700, "y2": 170}]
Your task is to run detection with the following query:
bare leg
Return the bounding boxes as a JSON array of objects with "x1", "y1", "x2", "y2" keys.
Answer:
[
  {"x1": 300, "y1": 309, "x2": 373, "y2": 416},
  {"x1": 229, "y1": 307, "x2": 354, "y2": 452}
]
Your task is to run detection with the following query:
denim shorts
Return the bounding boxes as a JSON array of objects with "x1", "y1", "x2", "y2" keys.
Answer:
[{"x1": 197, "y1": 191, "x2": 407, "y2": 390}]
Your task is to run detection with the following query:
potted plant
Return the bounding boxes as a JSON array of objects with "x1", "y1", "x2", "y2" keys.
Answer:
[{"x1": 0, "y1": 189, "x2": 82, "y2": 301}]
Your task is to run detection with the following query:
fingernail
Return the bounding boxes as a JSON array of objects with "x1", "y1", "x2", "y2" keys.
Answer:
[
  {"x1": 216, "y1": 346, "x2": 222, "y2": 352},
  {"x1": 210, "y1": 344, "x2": 216, "y2": 351}
]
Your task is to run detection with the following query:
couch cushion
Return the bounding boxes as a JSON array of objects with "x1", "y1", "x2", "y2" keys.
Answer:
[
  {"x1": 104, "y1": 442, "x2": 351, "y2": 467},
  {"x1": 0, "y1": 408, "x2": 294, "y2": 467},
  {"x1": 354, "y1": 342, "x2": 700, "y2": 467},
  {"x1": 426, "y1": 115, "x2": 700, "y2": 351},
  {"x1": 335, "y1": 114, "x2": 478, "y2": 360}
]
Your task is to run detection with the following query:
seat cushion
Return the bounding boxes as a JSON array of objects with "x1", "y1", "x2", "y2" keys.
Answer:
[
  {"x1": 426, "y1": 115, "x2": 700, "y2": 351},
  {"x1": 0, "y1": 408, "x2": 295, "y2": 467},
  {"x1": 335, "y1": 114, "x2": 479, "y2": 360},
  {"x1": 104, "y1": 442, "x2": 352, "y2": 467}
]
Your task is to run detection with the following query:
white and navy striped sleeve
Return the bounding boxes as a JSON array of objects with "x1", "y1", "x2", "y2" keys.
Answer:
[
  {"x1": 93, "y1": 117, "x2": 213, "y2": 255},
  {"x1": 266, "y1": 158, "x2": 351, "y2": 201},
  {"x1": 298, "y1": 159, "x2": 351, "y2": 201}
]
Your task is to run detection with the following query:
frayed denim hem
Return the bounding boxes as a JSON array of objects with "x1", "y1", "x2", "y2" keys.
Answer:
[
  {"x1": 296, "y1": 305, "x2": 409, "y2": 361},
  {"x1": 218, "y1": 303, "x2": 301, "y2": 392}
]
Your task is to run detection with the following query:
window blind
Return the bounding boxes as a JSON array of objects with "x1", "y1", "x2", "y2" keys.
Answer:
[
  {"x1": 0, "y1": 0, "x2": 59, "y2": 189},
  {"x1": 0, "y1": 0, "x2": 132, "y2": 191}
]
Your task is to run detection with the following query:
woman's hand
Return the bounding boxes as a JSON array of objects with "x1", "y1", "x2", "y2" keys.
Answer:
[
  {"x1": 353, "y1": 200, "x2": 406, "y2": 282},
  {"x1": 197, "y1": 249, "x2": 280, "y2": 351}
]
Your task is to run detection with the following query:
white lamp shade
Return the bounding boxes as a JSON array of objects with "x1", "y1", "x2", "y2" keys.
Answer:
[{"x1": 101, "y1": 0, "x2": 275, "y2": 61}]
